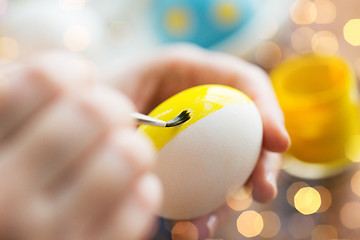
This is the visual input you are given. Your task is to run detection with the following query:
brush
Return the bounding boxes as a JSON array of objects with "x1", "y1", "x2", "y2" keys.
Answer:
[{"x1": 132, "y1": 110, "x2": 191, "y2": 127}]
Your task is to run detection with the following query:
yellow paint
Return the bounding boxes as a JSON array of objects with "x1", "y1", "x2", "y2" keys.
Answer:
[
  {"x1": 214, "y1": 2, "x2": 240, "y2": 26},
  {"x1": 139, "y1": 84, "x2": 251, "y2": 151},
  {"x1": 271, "y1": 55, "x2": 360, "y2": 165}
]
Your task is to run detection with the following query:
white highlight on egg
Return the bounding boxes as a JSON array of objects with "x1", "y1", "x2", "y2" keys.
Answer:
[{"x1": 153, "y1": 103, "x2": 263, "y2": 220}]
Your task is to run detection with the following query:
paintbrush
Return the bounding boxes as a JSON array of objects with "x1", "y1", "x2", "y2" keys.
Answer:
[{"x1": 132, "y1": 110, "x2": 191, "y2": 127}]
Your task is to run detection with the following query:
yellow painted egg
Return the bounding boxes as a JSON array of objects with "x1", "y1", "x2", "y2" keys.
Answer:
[{"x1": 139, "y1": 84, "x2": 263, "y2": 220}]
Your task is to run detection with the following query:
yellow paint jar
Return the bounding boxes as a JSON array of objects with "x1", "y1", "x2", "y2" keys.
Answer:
[{"x1": 271, "y1": 55, "x2": 360, "y2": 179}]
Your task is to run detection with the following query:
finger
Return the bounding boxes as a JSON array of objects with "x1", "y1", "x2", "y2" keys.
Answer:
[
  {"x1": 113, "y1": 44, "x2": 213, "y2": 112},
  {"x1": 112, "y1": 45, "x2": 290, "y2": 153},
  {"x1": 159, "y1": 47, "x2": 291, "y2": 153},
  {"x1": 248, "y1": 150, "x2": 281, "y2": 203},
  {"x1": 0, "y1": 51, "x2": 95, "y2": 142},
  {"x1": 230, "y1": 64, "x2": 291, "y2": 153},
  {"x1": 190, "y1": 215, "x2": 219, "y2": 240},
  {"x1": 95, "y1": 174, "x2": 162, "y2": 240},
  {"x1": 190, "y1": 204, "x2": 232, "y2": 240},
  {"x1": 2, "y1": 85, "x2": 134, "y2": 186},
  {"x1": 168, "y1": 203, "x2": 232, "y2": 240},
  {"x1": 52, "y1": 127, "x2": 156, "y2": 199},
  {"x1": 54, "y1": 129, "x2": 156, "y2": 234}
]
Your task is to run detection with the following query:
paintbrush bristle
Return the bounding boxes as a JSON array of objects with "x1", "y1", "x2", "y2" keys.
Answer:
[{"x1": 165, "y1": 110, "x2": 191, "y2": 127}]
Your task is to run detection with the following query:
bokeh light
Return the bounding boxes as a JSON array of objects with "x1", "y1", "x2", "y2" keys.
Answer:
[
  {"x1": 294, "y1": 187, "x2": 321, "y2": 215},
  {"x1": 288, "y1": 213, "x2": 315, "y2": 239},
  {"x1": 237, "y1": 210, "x2": 263, "y2": 238},
  {"x1": 214, "y1": 1, "x2": 240, "y2": 26},
  {"x1": 351, "y1": 170, "x2": 360, "y2": 197},
  {"x1": 345, "y1": 134, "x2": 360, "y2": 162},
  {"x1": 287, "y1": 182, "x2": 309, "y2": 207},
  {"x1": 63, "y1": 25, "x2": 90, "y2": 52},
  {"x1": 340, "y1": 201, "x2": 360, "y2": 229},
  {"x1": 258, "y1": 18, "x2": 279, "y2": 40},
  {"x1": 255, "y1": 41, "x2": 282, "y2": 69},
  {"x1": 343, "y1": 19, "x2": 360, "y2": 46},
  {"x1": 314, "y1": 186, "x2": 332, "y2": 213},
  {"x1": 259, "y1": 211, "x2": 281, "y2": 238},
  {"x1": 313, "y1": 0, "x2": 336, "y2": 24},
  {"x1": 311, "y1": 225, "x2": 338, "y2": 240},
  {"x1": 226, "y1": 186, "x2": 253, "y2": 211},
  {"x1": 171, "y1": 221, "x2": 198, "y2": 240},
  {"x1": 59, "y1": 0, "x2": 87, "y2": 10},
  {"x1": 291, "y1": 26, "x2": 316, "y2": 53},
  {"x1": 0, "y1": 37, "x2": 20, "y2": 63},
  {"x1": 164, "y1": 7, "x2": 191, "y2": 37},
  {"x1": 311, "y1": 30, "x2": 338, "y2": 54},
  {"x1": 290, "y1": 0, "x2": 317, "y2": 25}
]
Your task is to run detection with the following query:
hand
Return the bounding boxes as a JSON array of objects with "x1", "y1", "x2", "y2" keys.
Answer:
[
  {"x1": 0, "y1": 52, "x2": 162, "y2": 240},
  {"x1": 109, "y1": 44, "x2": 290, "y2": 239}
]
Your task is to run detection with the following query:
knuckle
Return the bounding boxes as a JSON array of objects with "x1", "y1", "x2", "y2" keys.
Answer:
[
  {"x1": 87, "y1": 138, "x2": 138, "y2": 192},
  {"x1": 89, "y1": 156, "x2": 130, "y2": 196},
  {"x1": 77, "y1": 85, "x2": 135, "y2": 127},
  {"x1": 112, "y1": 129, "x2": 156, "y2": 174}
]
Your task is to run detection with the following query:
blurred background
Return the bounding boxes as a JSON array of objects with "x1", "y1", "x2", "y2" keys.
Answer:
[{"x1": 1, "y1": 0, "x2": 360, "y2": 239}]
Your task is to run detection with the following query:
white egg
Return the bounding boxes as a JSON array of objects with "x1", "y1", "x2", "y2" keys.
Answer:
[{"x1": 140, "y1": 84, "x2": 263, "y2": 220}]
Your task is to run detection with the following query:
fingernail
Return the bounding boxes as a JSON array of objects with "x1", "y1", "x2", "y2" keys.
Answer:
[
  {"x1": 280, "y1": 125, "x2": 291, "y2": 150},
  {"x1": 266, "y1": 171, "x2": 278, "y2": 197},
  {"x1": 276, "y1": 123, "x2": 291, "y2": 152},
  {"x1": 266, "y1": 171, "x2": 276, "y2": 186},
  {"x1": 206, "y1": 215, "x2": 218, "y2": 238}
]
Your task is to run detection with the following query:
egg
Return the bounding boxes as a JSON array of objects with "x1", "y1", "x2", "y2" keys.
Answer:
[{"x1": 139, "y1": 84, "x2": 263, "y2": 220}]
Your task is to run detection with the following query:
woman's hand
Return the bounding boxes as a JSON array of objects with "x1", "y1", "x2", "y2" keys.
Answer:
[
  {"x1": 109, "y1": 44, "x2": 290, "y2": 239},
  {"x1": 0, "y1": 52, "x2": 162, "y2": 240}
]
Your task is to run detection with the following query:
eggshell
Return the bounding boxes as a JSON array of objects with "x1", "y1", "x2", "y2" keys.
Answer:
[{"x1": 139, "y1": 84, "x2": 262, "y2": 220}]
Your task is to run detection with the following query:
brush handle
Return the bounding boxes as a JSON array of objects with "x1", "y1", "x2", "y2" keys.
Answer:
[{"x1": 132, "y1": 113, "x2": 167, "y2": 127}]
